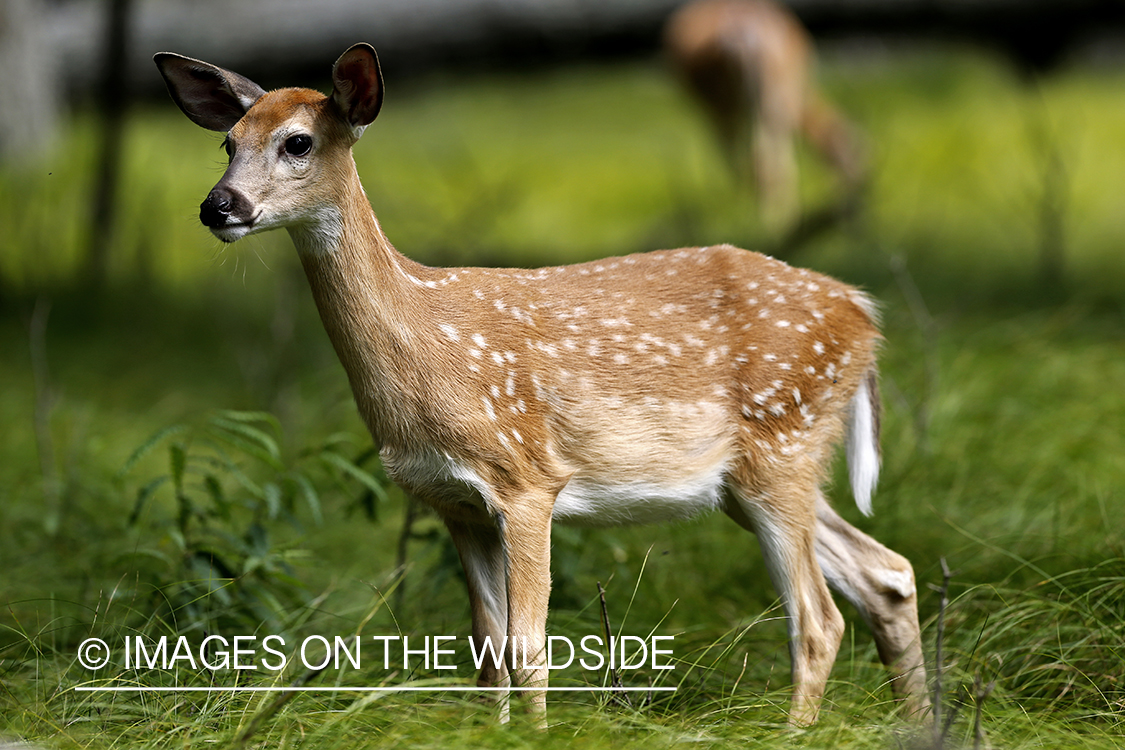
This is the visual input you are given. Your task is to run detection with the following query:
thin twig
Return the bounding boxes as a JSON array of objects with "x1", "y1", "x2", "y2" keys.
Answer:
[
  {"x1": 596, "y1": 581, "x2": 630, "y2": 707},
  {"x1": 931, "y1": 557, "x2": 953, "y2": 749},
  {"x1": 973, "y1": 675, "x2": 997, "y2": 750},
  {"x1": 393, "y1": 497, "x2": 420, "y2": 612}
]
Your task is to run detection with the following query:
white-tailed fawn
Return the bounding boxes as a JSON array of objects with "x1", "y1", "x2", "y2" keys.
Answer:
[{"x1": 156, "y1": 42, "x2": 927, "y2": 727}]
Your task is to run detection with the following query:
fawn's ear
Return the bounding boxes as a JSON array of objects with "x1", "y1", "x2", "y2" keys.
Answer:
[
  {"x1": 331, "y1": 43, "x2": 384, "y2": 136},
  {"x1": 154, "y1": 52, "x2": 266, "y2": 132}
]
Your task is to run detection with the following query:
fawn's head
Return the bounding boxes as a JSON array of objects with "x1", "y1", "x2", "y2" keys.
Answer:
[{"x1": 155, "y1": 43, "x2": 383, "y2": 245}]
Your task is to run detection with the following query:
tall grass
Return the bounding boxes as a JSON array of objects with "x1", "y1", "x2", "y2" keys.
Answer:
[{"x1": 2, "y1": 45, "x2": 1124, "y2": 748}]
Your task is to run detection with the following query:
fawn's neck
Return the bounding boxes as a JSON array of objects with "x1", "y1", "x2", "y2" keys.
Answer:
[{"x1": 288, "y1": 162, "x2": 431, "y2": 447}]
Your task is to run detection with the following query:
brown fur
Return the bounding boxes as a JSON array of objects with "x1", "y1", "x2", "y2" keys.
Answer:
[{"x1": 156, "y1": 43, "x2": 928, "y2": 727}]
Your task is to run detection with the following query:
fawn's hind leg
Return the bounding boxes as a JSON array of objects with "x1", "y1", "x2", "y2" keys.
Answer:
[
  {"x1": 814, "y1": 493, "x2": 930, "y2": 717},
  {"x1": 724, "y1": 480, "x2": 846, "y2": 726},
  {"x1": 445, "y1": 514, "x2": 512, "y2": 722}
]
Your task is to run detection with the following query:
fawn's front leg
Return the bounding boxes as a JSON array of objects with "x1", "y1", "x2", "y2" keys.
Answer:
[{"x1": 499, "y1": 494, "x2": 554, "y2": 728}]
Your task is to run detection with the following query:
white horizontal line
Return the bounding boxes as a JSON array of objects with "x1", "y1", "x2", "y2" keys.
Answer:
[{"x1": 75, "y1": 686, "x2": 676, "y2": 693}]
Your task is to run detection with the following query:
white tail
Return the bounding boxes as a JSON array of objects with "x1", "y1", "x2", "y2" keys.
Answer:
[
  {"x1": 155, "y1": 43, "x2": 928, "y2": 727},
  {"x1": 665, "y1": 0, "x2": 866, "y2": 229},
  {"x1": 847, "y1": 368, "x2": 880, "y2": 517}
]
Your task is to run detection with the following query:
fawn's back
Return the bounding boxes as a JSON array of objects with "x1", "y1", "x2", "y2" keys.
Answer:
[{"x1": 376, "y1": 243, "x2": 878, "y2": 529}]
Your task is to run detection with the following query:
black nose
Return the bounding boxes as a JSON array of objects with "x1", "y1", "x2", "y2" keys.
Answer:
[{"x1": 200, "y1": 187, "x2": 235, "y2": 228}]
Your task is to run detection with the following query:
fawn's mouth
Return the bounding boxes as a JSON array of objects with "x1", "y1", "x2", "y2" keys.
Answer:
[{"x1": 211, "y1": 213, "x2": 261, "y2": 243}]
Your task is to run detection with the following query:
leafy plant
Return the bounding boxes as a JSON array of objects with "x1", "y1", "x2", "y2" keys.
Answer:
[{"x1": 117, "y1": 410, "x2": 389, "y2": 637}]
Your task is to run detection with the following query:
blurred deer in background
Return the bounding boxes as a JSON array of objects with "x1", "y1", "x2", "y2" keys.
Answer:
[
  {"x1": 666, "y1": 0, "x2": 867, "y2": 233},
  {"x1": 155, "y1": 42, "x2": 927, "y2": 727}
]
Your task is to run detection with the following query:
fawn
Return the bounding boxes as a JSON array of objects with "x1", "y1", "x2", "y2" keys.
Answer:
[
  {"x1": 665, "y1": 0, "x2": 866, "y2": 230},
  {"x1": 155, "y1": 42, "x2": 927, "y2": 726}
]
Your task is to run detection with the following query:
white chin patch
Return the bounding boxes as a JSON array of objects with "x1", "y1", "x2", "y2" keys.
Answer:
[{"x1": 211, "y1": 222, "x2": 254, "y2": 243}]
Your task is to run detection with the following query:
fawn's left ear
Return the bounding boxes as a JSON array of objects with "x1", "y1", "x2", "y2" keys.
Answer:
[
  {"x1": 154, "y1": 52, "x2": 266, "y2": 132},
  {"x1": 331, "y1": 43, "x2": 384, "y2": 136}
]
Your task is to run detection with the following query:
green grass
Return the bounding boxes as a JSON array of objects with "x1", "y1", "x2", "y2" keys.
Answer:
[{"x1": 2, "y1": 45, "x2": 1125, "y2": 748}]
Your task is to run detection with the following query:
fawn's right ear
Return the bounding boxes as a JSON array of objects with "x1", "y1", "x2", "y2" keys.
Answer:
[{"x1": 154, "y1": 53, "x2": 266, "y2": 132}]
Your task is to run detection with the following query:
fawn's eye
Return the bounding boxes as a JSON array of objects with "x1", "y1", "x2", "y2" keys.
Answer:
[
  {"x1": 284, "y1": 134, "x2": 312, "y2": 157},
  {"x1": 221, "y1": 137, "x2": 234, "y2": 159}
]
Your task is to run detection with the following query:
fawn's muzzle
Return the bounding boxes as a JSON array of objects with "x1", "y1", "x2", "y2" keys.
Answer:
[{"x1": 200, "y1": 187, "x2": 249, "y2": 229}]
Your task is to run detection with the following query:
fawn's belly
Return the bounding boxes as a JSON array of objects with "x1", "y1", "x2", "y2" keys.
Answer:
[
  {"x1": 548, "y1": 397, "x2": 735, "y2": 527},
  {"x1": 551, "y1": 460, "x2": 729, "y2": 527}
]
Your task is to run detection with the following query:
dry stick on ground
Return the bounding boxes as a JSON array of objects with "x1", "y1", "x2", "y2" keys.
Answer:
[
  {"x1": 972, "y1": 674, "x2": 996, "y2": 750},
  {"x1": 393, "y1": 497, "x2": 421, "y2": 613},
  {"x1": 916, "y1": 559, "x2": 997, "y2": 750},
  {"x1": 930, "y1": 557, "x2": 955, "y2": 749},
  {"x1": 596, "y1": 582, "x2": 631, "y2": 708}
]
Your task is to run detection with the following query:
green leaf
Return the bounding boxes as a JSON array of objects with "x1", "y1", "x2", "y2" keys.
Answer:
[
  {"x1": 203, "y1": 440, "x2": 264, "y2": 500},
  {"x1": 245, "y1": 522, "x2": 270, "y2": 557},
  {"x1": 213, "y1": 409, "x2": 282, "y2": 434},
  {"x1": 289, "y1": 473, "x2": 323, "y2": 525},
  {"x1": 169, "y1": 443, "x2": 187, "y2": 494},
  {"x1": 263, "y1": 482, "x2": 282, "y2": 520},
  {"x1": 321, "y1": 451, "x2": 390, "y2": 504},
  {"x1": 208, "y1": 418, "x2": 283, "y2": 470},
  {"x1": 128, "y1": 476, "x2": 168, "y2": 526},
  {"x1": 118, "y1": 423, "x2": 188, "y2": 478},
  {"x1": 204, "y1": 474, "x2": 231, "y2": 520}
]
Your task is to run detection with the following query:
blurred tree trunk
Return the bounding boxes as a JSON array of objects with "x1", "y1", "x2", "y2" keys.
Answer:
[
  {"x1": 0, "y1": 0, "x2": 59, "y2": 164},
  {"x1": 85, "y1": 0, "x2": 133, "y2": 288}
]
